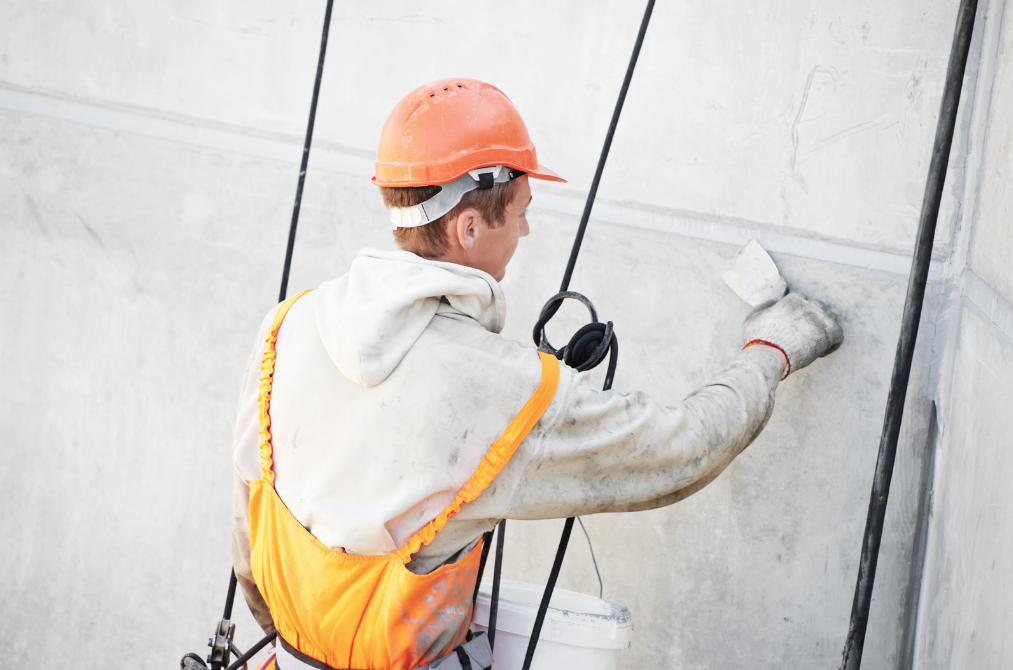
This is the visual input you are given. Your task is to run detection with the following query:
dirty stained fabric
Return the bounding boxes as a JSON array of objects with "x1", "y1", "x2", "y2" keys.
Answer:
[{"x1": 232, "y1": 247, "x2": 785, "y2": 634}]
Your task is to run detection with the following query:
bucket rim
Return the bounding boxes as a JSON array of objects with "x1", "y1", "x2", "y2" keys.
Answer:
[{"x1": 472, "y1": 579, "x2": 632, "y2": 650}]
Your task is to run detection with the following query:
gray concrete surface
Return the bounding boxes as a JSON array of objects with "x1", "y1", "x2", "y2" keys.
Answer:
[
  {"x1": 912, "y1": 1, "x2": 1013, "y2": 666},
  {"x1": 0, "y1": 2, "x2": 1009, "y2": 669},
  {"x1": 966, "y1": 4, "x2": 1013, "y2": 299}
]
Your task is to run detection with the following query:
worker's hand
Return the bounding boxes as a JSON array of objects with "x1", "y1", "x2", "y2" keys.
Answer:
[{"x1": 742, "y1": 292, "x2": 843, "y2": 378}]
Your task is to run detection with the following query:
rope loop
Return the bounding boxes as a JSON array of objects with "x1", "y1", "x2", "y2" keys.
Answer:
[{"x1": 532, "y1": 291, "x2": 619, "y2": 390}]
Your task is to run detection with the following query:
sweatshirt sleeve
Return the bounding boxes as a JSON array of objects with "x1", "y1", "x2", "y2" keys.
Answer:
[
  {"x1": 231, "y1": 307, "x2": 279, "y2": 635},
  {"x1": 232, "y1": 469, "x2": 275, "y2": 635},
  {"x1": 503, "y1": 345, "x2": 785, "y2": 519}
]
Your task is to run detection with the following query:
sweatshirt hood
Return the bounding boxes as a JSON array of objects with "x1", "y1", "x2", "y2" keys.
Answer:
[{"x1": 314, "y1": 248, "x2": 506, "y2": 387}]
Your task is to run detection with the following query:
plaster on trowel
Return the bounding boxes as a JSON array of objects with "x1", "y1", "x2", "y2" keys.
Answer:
[{"x1": 722, "y1": 239, "x2": 788, "y2": 307}]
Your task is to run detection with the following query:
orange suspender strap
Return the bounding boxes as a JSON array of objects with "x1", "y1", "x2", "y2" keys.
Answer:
[
  {"x1": 254, "y1": 286, "x2": 561, "y2": 560},
  {"x1": 397, "y1": 350, "x2": 560, "y2": 562},
  {"x1": 257, "y1": 290, "x2": 314, "y2": 486}
]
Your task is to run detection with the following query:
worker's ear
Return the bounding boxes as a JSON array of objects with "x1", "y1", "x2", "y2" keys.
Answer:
[{"x1": 452, "y1": 208, "x2": 481, "y2": 251}]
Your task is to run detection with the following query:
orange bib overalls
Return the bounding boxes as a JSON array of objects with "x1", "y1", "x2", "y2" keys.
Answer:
[{"x1": 249, "y1": 291, "x2": 559, "y2": 670}]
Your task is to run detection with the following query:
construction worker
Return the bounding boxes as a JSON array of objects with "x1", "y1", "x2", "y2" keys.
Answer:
[{"x1": 231, "y1": 78, "x2": 843, "y2": 670}]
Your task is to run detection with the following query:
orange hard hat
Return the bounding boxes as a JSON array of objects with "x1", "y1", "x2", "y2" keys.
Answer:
[{"x1": 373, "y1": 78, "x2": 565, "y2": 187}]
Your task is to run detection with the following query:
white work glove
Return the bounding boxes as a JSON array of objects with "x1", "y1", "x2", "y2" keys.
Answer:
[{"x1": 742, "y1": 292, "x2": 844, "y2": 378}]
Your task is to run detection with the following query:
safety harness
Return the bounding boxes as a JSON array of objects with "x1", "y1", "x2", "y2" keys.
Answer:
[{"x1": 250, "y1": 291, "x2": 558, "y2": 670}]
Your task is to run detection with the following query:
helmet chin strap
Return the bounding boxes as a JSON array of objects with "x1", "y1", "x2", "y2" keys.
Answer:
[{"x1": 388, "y1": 166, "x2": 525, "y2": 230}]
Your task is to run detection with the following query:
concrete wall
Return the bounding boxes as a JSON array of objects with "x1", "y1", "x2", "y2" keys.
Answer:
[
  {"x1": 0, "y1": 1, "x2": 1006, "y2": 668},
  {"x1": 913, "y1": 1, "x2": 1013, "y2": 666}
]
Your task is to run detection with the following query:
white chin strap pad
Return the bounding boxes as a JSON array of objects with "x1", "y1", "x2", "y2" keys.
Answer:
[{"x1": 388, "y1": 166, "x2": 522, "y2": 230}]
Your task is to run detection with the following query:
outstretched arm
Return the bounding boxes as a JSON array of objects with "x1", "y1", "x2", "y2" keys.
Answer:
[
  {"x1": 500, "y1": 292, "x2": 842, "y2": 519},
  {"x1": 504, "y1": 344, "x2": 786, "y2": 518}
]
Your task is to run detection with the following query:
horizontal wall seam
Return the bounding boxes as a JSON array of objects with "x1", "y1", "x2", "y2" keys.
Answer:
[
  {"x1": 0, "y1": 80, "x2": 944, "y2": 279},
  {"x1": 530, "y1": 192, "x2": 941, "y2": 277},
  {"x1": 962, "y1": 269, "x2": 1013, "y2": 343}
]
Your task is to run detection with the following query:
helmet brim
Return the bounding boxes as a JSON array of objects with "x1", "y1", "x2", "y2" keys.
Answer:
[{"x1": 526, "y1": 164, "x2": 566, "y2": 183}]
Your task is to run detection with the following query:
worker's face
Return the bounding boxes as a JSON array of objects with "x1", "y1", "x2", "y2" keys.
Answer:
[{"x1": 460, "y1": 175, "x2": 532, "y2": 282}]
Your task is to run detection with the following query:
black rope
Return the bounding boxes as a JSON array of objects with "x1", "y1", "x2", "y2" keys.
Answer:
[
  {"x1": 487, "y1": 520, "x2": 506, "y2": 651},
  {"x1": 558, "y1": 0, "x2": 656, "y2": 294},
  {"x1": 471, "y1": 530, "x2": 495, "y2": 607},
  {"x1": 520, "y1": 518, "x2": 575, "y2": 670},
  {"x1": 209, "y1": 570, "x2": 238, "y2": 670},
  {"x1": 208, "y1": 5, "x2": 335, "y2": 669},
  {"x1": 278, "y1": 0, "x2": 335, "y2": 303},
  {"x1": 520, "y1": 4, "x2": 655, "y2": 667},
  {"x1": 454, "y1": 646, "x2": 474, "y2": 670},
  {"x1": 840, "y1": 1, "x2": 977, "y2": 668},
  {"x1": 530, "y1": 0, "x2": 654, "y2": 382},
  {"x1": 228, "y1": 643, "x2": 245, "y2": 666},
  {"x1": 223, "y1": 570, "x2": 238, "y2": 620},
  {"x1": 530, "y1": 0, "x2": 655, "y2": 343},
  {"x1": 225, "y1": 632, "x2": 277, "y2": 670}
]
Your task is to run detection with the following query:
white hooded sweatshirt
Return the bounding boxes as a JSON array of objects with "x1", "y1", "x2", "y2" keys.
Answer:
[{"x1": 232, "y1": 247, "x2": 784, "y2": 632}]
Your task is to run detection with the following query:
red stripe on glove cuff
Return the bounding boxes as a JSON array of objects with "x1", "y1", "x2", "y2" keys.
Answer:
[{"x1": 743, "y1": 339, "x2": 791, "y2": 379}]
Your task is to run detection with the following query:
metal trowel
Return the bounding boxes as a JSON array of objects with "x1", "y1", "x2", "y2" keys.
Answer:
[{"x1": 722, "y1": 239, "x2": 788, "y2": 307}]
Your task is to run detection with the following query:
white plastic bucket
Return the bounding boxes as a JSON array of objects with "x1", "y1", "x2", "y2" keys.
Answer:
[{"x1": 470, "y1": 580, "x2": 632, "y2": 670}]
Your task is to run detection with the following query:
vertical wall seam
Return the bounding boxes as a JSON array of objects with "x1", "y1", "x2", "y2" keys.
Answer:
[
  {"x1": 908, "y1": 1, "x2": 1009, "y2": 668},
  {"x1": 961, "y1": 269, "x2": 1013, "y2": 342}
]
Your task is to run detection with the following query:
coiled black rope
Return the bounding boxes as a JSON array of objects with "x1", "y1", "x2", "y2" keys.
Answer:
[{"x1": 532, "y1": 291, "x2": 618, "y2": 388}]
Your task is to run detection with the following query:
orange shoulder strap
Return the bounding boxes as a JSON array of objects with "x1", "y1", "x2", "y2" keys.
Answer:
[
  {"x1": 397, "y1": 350, "x2": 560, "y2": 561},
  {"x1": 257, "y1": 290, "x2": 313, "y2": 486},
  {"x1": 253, "y1": 289, "x2": 560, "y2": 561}
]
